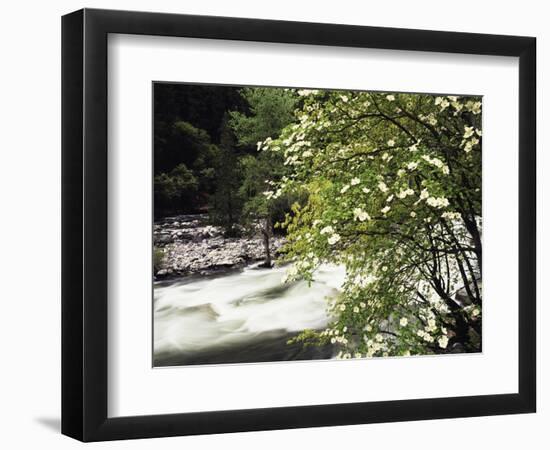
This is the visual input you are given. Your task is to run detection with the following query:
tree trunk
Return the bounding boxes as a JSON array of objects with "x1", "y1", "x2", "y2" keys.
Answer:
[{"x1": 261, "y1": 216, "x2": 272, "y2": 268}]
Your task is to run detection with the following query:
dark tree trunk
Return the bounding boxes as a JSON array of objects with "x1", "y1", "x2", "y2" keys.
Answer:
[{"x1": 260, "y1": 216, "x2": 272, "y2": 268}]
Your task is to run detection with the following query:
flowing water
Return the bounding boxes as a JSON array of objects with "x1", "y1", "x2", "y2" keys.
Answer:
[{"x1": 153, "y1": 264, "x2": 346, "y2": 366}]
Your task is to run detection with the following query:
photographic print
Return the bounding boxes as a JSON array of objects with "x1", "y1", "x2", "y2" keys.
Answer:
[{"x1": 153, "y1": 84, "x2": 482, "y2": 367}]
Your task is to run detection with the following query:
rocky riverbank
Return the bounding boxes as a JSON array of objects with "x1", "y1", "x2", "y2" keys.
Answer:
[{"x1": 154, "y1": 214, "x2": 285, "y2": 279}]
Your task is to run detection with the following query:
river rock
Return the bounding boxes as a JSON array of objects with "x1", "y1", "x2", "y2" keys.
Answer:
[{"x1": 154, "y1": 214, "x2": 285, "y2": 278}]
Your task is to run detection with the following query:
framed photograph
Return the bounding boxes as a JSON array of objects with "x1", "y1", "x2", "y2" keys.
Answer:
[{"x1": 62, "y1": 8, "x2": 536, "y2": 441}]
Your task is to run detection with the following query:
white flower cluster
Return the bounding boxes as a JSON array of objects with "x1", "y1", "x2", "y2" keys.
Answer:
[
  {"x1": 330, "y1": 333, "x2": 349, "y2": 346},
  {"x1": 283, "y1": 137, "x2": 310, "y2": 154},
  {"x1": 421, "y1": 113, "x2": 437, "y2": 126},
  {"x1": 441, "y1": 211, "x2": 461, "y2": 220},
  {"x1": 426, "y1": 196, "x2": 450, "y2": 209},
  {"x1": 281, "y1": 264, "x2": 298, "y2": 283},
  {"x1": 397, "y1": 188, "x2": 414, "y2": 199},
  {"x1": 350, "y1": 272, "x2": 374, "y2": 288},
  {"x1": 284, "y1": 154, "x2": 301, "y2": 166},
  {"x1": 463, "y1": 126, "x2": 475, "y2": 138},
  {"x1": 378, "y1": 181, "x2": 389, "y2": 193},
  {"x1": 364, "y1": 334, "x2": 389, "y2": 357},
  {"x1": 465, "y1": 100, "x2": 482, "y2": 114},
  {"x1": 462, "y1": 137, "x2": 480, "y2": 153},
  {"x1": 256, "y1": 136, "x2": 273, "y2": 151},
  {"x1": 353, "y1": 207, "x2": 370, "y2": 222},
  {"x1": 434, "y1": 97, "x2": 450, "y2": 111},
  {"x1": 460, "y1": 126, "x2": 482, "y2": 153},
  {"x1": 262, "y1": 188, "x2": 282, "y2": 200},
  {"x1": 416, "y1": 329, "x2": 434, "y2": 343},
  {"x1": 464, "y1": 304, "x2": 481, "y2": 318},
  {"x1": 435, "y1": 95, "x2": 471, "y2": 116},
  {"x1": 336, "y1": 352, "x2": 358, "y2": 360},
  {"x1": 319, "y1": 225, "x2": 341, "y2": 245},
  {"x1": 297, "y1": 89, "x2": 319, "y2": 96},
  {"x1": 320, "y1": 225, "x2": 334, "y2": 235},
  {"x1": 421, "y1": 155, "x2": 450, "y2": 174},
  {"x1": 425, "y1": 318, "x2": 437, "y2": 333},
  {"x1": 438, "y1": 335, "x2": 449, "y2": 349},
  {"x1": 282, "y1": 259, "x2": 317, "y2": 283}
]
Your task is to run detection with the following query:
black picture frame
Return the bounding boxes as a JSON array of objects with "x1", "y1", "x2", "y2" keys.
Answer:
[{"x1": 62, "y1": 8, "x2": 536, "y2": 442}]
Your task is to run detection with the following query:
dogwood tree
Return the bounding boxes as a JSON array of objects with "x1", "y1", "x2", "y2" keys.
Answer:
[{"x1": 262, "y1": 90, "x2": 482, "y2": 357}]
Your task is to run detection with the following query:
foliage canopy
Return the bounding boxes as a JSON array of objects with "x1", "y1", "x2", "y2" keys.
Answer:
[{"x1": 262, "y1": 90, "x2": 482, "y2": 357}]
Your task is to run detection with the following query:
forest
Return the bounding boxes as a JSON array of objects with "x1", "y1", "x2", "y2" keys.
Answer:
[{"x1": 153, "y1": 83, "x2": 482, "y2": 365}]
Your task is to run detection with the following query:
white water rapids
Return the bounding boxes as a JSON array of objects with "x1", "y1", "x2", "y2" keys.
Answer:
[{"x1": 154, "y1": 264, "x2": 346, "y2": 366}]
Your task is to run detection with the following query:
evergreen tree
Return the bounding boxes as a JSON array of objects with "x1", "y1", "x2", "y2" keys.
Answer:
[
  {"x1": 153, "y1": 163, "x2": 199, "y2": 216},
  {"x1": 209, "y1": 116, "x2": 244, "y2": 236},
  {"x1": 229, "y1": 88, "x2": 299, "y2": 266}
]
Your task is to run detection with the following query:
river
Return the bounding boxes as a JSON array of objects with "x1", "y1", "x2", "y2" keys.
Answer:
[{"x1": 153, "y1": 263, "x2": 346, "y2": 366}]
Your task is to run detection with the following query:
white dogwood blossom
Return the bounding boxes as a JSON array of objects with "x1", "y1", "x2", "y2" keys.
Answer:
[
  {"x1": 442, "y1": 211, "x2": 461, "y2": 220},
  {"x1": 320, "y1": 226, "x2": 334, "y2": 235},
  {"x1": 438, "y1": 335, "x2": 449, "y2": 349},
  {"x1": 353, "y1": 208, "x2": 370, "y2": 222},
  {"x1": 397, "y1": 188, "x2": 414, "y2": 199},
  {"x1": 378, "y1": 181, "x2": 388, "y2": 193},
  {"x1": 297, "y1": 89, "x2": 319, "y2": 96},
  {"x1": 464, "y1": 126, "x2": 475, "y2": 139},
  {"x1": 426, "y1": 196, "x2": 450, "y2": 209}
]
